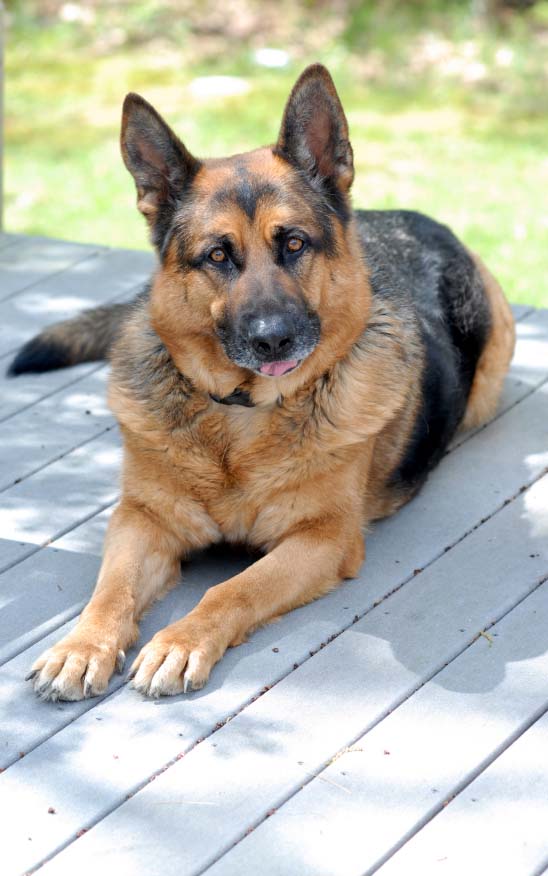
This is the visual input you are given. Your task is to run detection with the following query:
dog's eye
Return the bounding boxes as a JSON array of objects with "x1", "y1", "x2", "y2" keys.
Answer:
[
  {"x1": 209, "y1": 248, "x2": 227, "y2": 263},
  {"x1": 286, "y1": 237, "x2": 304, "y2": 254}
]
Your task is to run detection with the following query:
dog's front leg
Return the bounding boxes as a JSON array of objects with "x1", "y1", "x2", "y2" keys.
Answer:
[
  {"x1": 27, "y1": 502, "x2": 190, "y2": 701},
  {"x1": 130, "y1": 517, "x2": 365, "y2": 697}
]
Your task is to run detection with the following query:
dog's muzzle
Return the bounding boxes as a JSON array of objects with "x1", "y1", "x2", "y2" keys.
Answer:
[{"x1": 217, "y1": 306, "x2": 321, "y2": 377}]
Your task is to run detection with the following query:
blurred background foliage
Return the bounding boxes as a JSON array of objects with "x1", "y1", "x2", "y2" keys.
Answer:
[{"x1": 4, "y1": 0, "x2": 548, "y2": 304}]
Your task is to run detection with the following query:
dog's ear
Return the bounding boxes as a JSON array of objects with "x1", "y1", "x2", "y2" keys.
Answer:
[
  {"x1": 121, "y1": 94, "x2": 200, "y2": 231},
  {"x1": 275, "y1": 64, "x2": 354, "y2": 194}
]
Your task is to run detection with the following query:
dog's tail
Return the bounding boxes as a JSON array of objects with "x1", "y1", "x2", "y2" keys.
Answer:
[{"x1": 7, "y1": 299, "x2": 139, "y2": 377}]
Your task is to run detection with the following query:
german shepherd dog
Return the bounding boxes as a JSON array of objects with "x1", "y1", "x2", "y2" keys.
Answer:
[{"x1": 11, "y1": 65, "x2": 515, "y2": 701}]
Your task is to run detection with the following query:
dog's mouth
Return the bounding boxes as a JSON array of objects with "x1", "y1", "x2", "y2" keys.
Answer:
[
  {"x1": 216, "y1": 309, "x2": 321, "y2": 379},
  {"x1": 258, "y1": 359, "x2": 300, "y2": 378}
]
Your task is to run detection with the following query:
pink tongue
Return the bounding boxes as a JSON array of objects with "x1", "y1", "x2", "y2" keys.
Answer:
[{"x1": 260, "y1": 359, "x2": 298, "y2": 377}]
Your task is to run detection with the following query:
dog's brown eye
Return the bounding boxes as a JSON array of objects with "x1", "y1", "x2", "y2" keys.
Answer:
[
  {"x1": 209, "y1": 248, "x2": 226, "y2": 263},
  {"x1": 286, "y1": 237, "x2": 304, "y2": 253}
]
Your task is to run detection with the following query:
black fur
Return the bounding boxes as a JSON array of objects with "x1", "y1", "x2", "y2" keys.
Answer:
[
  {"x1": 355, "y1": 209, "x2": 490, "y2": 491},
  {"x1": 8, "y1": 338, "x2": 72, "y2": 376},
  {"x1": 210, "y1": 387, "x2": 255, "y2": 407},
  {"x1": 209, "y1": 170, "x2": 281, "y2": 222},
  {"x1": 6, "y1": 295, "x2": 148, "y2": 378}
]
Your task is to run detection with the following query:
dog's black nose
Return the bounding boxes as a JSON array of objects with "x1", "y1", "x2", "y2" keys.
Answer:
[{"x1": 247, "y1": 314, "x2": 295, "y2": 359}]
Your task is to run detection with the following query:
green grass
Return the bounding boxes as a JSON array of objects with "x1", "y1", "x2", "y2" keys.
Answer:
[{"x1": 5, "y1": 1, "x2": 548, "y2": 305}]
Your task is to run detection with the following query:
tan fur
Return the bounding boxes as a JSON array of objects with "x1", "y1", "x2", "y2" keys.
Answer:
[{"x1": 461, "y1": 251, "x2": 516, "y2": 430}]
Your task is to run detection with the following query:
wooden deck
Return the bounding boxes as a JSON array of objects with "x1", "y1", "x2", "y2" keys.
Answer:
[{"x1": 0, "y1": 233, "x2": 547, "y2": 876}]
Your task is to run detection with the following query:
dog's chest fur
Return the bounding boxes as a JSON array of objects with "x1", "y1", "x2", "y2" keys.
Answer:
[
  {"x1": 108, "y1": 292, "x2": 424, "y2": 547},
  {"x1": 111, "y1": 358, "x2": 369, "y2": 548},
  {"x1": 201, "y1": 406, "x2": 353, "y2": 534}
]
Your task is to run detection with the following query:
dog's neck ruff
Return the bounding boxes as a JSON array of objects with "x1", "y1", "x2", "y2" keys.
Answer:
[{"x1": 209, "y1": 387, "x2": 255, "y2": 408}]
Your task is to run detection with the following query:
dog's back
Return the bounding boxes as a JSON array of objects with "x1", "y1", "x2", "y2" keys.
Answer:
[{"x1": 355, "y1": 209, "x2": 513, "y2": 494}]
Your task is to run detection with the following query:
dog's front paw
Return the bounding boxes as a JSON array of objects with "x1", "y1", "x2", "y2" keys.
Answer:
[
  {"x1": 129, "y1": 619, "x2": 224, "y2": 697},
  {"x1": 26, "y1": 634, "x2": 126, "y2": 702}
]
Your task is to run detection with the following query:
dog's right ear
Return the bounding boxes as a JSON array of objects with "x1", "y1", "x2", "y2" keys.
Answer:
[
  {"x1": 121, "y1": 94, "x2": 200, "y2": 236},
  {"x1": 275, "y1": 64, "x2": 354, "y2": 196}
]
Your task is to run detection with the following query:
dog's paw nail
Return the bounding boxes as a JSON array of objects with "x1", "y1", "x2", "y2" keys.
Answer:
[
  {"x1": 126, "y1": 667, "x2": 137, "y2": 682},
  {"x1": 25, "y1": 669, "x2": 38, "y2": 681},
  {"x1": 131, "y1": 679, "x2": 151, "y2": 698},
  {"x1": 83, "y1": 679, "x2": 93, "y2": 698},
  {"x1": 116, "y1": 650, "x2": 126, "y2": 674},
  {"x1": 37, "y1": 682, "x2": 53, "y2": 700},
  {"x1": 184, "y1": 672, "x2": 207, "y2": 694}
]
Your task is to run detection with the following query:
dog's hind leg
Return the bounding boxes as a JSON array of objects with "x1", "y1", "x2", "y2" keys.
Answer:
[{"x1": 461, "y1": 252, "x2": 516, "y2": 431}]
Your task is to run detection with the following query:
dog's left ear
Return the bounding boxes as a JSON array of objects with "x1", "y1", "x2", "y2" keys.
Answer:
[
  {"x1": 275, "y1": 64, "x2": 354, "y2": 193},
  {"x1": 121, "y1": 93, "x2": 201, "y2": 241}
]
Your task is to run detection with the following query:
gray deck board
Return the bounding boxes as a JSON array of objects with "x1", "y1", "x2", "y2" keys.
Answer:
[
  {"x1": 51, "y1": 504, "x2": 114, "y2": 555},
  {"x1": 0, "y1": 237, "x2": 546, "y2": 876},
  {"x1": 0, "y1": 360, "x2": 105, "y2": 423},
  {"x1": 0, "y1": 245, "x2": 154, "y2": 359},
  {"x1": 511, "y1": 302, "x2": 535, "y2": 321},
  {"x1": 0, "y1": 429, "x2": 121, "y2": 547},
  {"x1": 0, "y1": 367, "x2": 113, "y2": 491},
  {"x1": 25, "y1": 474, "x2": 548, "y2": 876},
  {"x1": 0, "y1": 546, "x2": 102, "y2": 668},
  {"x1": 0, "y1": 232, "x2": 25, "y2": 252},
  {"x1": 378, "y1": 710, "x2": 548, "y2": 876},
  {"x1": 0, "y1": 537, "x2": 36, "y2": 572},
  {"x1": 204, "y1": 571, "x2": 548, "y2": 876},
  {"x1": 0, "y1": 236, "x2": 102, "y2": 302}
]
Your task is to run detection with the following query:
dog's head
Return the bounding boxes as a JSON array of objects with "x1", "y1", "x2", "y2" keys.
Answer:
[{"x1": 121, "y1": 64, "x2": 370, "y2": 401}]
